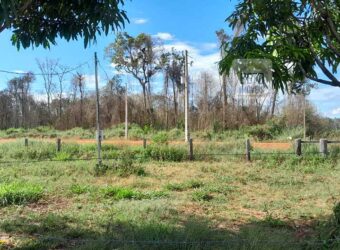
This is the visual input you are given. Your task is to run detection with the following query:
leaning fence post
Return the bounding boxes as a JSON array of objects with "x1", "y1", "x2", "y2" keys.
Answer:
[
  {"x1": 246, "y1": 139, "x2": 251, "y2": 162},
  {"x1": 143, "y1": 139, "x2": 147, "y2": 149},
  {"x1": 319, "y1": 139, "x2": 328, "y2": 157},
  {"x1": 24, "y1": 138, "x2": 28, "y2": 147},
  {"x1": 56, "y1": 138, "x2": 61, "y2": 152},
  {"x1": 189, "y1": 138, "x2": 194, "y2": 161},
  {"x1": 295, "y1": 139, "x2": 302, "y2": 156}
]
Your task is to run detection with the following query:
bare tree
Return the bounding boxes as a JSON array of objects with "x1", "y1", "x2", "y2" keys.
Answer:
[
  {"x1": 36, "y1": 58, "x2": 58, "y2": 117},
  {"x1": 71, "y1": 73, "x2": 86, "y2": 126}
]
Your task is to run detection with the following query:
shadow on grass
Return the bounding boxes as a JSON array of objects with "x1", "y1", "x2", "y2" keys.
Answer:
[{"x1": 1, "y1": 212, "x2": 337, "y2": 250}]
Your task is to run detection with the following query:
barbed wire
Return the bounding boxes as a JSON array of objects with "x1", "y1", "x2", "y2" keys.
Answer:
[{"x1": 0, "y1": 150, "x2": 333, "y2": 165}]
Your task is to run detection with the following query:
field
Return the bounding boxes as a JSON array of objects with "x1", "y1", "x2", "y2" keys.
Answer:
[{"x1": 0, "y1": 127, "x2": 340, "y2": 249}]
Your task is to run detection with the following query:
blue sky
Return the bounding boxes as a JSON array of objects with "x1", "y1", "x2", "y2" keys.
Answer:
[{"x1": 0, "y1": 0, "x2": 339, "y2": 118}]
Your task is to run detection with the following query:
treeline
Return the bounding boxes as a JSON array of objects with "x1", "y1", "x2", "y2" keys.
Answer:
[{"x1": 0, "y1": 32, "x2": 338, "y2": 136}]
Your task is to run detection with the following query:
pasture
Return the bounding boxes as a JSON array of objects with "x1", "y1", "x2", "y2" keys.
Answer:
[{"x1": 0, "y1": 130, "x2": 339, "y2": 249}]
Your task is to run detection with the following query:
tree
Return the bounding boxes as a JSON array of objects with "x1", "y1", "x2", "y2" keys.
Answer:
[
  {"x1": 216, "y1": 29, "x2": 231, "y2": 128},
  {"x1": 55, "y1": 64, "x2": 69, "y2": 119},
  {"x1": 37, "y1": 58, "x2": 58, "y2": 118},
  {"x1": 71, "y1": 73, "x2": 86, "y2": 126},
  {"x1": 160, "y1": 48, "x2": 185, "y2": 125},
  {"x1": 220, "y1": 0, "x2": 340, "y2": 90},
  {"x1": 106, "y1": 32, "x2": 161, "y2": 121},
  {"x1": 0, "y1": 0, "x2": 128, "y2": 49},
  {"x1": 7, "y1": 72, "x2": 35, "y2": 127}
]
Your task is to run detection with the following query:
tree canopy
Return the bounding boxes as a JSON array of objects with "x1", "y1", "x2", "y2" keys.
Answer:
[
  {"x1": 0, "y1": 0, "x2": 128, "y2": 48},
  {"x1": 220, "y1": 0, "x2": 340, "y2": 90}
]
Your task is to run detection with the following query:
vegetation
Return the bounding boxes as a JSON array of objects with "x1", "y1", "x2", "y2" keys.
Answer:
[
  {"x1": 0, "y1": 141, "x2": 339, "y2": 248},
  {"x1": 220, "y1": 0, "x2": 340, "y2": 89},
  {"x1": 0, "y1": 0, "x2": 128, "y2": 49}
]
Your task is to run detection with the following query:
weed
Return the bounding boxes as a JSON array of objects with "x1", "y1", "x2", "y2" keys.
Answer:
[
  {"x1": 192, "y1": 190, "x2": 213, "y2": 202},
  {"x1": 102, "y1": 186, "x2": 143, "y2": 200},
  {"x1": 70, "y1": 184, "x2": 91, "y2": 195},
  {"x1": 0, "y1": 182, "x2": 43, "y2": 206}
]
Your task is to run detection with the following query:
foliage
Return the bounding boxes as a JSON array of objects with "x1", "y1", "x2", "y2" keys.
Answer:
[
  {"x1": 143, "y1": 146, "x2": 187, "y2": 162},
  {"x1": 0, "y1": 0, "x2": 128, "y2": 48},
  {"x1": 0, "y1": 182, "x2": 43, "y2": 206},
  {"x1": 221, "y1": 0, "x2": 340, "y2": 89},
  {"x1": 192, "y1": 190, "x2": 213, "y2": 202},
  {"x1": 151, "y1": 132, "x2": 169, "y2": 145}
]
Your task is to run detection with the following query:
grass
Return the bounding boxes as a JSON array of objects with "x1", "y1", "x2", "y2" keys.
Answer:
[
  {"x1": 0, "y1": 182, "x2": 43, "y2": 206},
  {"x1": 0, "y1": 137, "x2": 339, "y2": 248}
]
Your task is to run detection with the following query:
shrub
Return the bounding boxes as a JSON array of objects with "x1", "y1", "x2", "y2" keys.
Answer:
[
  {"x1": 143, "y1": 146, "x2": 186, "y2": 162},
  {"x1": 70, "y1": 184, "x2": 91, "y2": 195},
  {"x1": 151, "y1": 132, "x2": 169, "y2": 145},
  {"x1": 54, "y1": 152, "x2": 72, "y2": 161},
  {"x1": 102, "y1": 186, "x2": 143, "y2": 200},
  {"x1": 0, "y1": 182, "x2": 43, "y2": 206},
  {"x1": 113, "y1": 150, "x2": 146, "y2": 177}
]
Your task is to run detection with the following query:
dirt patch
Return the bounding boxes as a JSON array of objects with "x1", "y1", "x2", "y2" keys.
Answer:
[
  {"x1": 0, "y1": 137, "x2": 292, "y2": 151},
  {"x1": 252, "y1": 142, "x2": 292, "y2": 151}
]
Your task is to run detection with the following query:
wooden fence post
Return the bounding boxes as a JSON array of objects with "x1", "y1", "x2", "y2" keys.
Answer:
[
  {"x1": 24, "y1": 138, "x2": 28, "y2": 147},
  {"x1": 56, "y1": 138, "x2": 61, "y2": 152},
  {"x1": 246, "y1": 139, "x2": 251, "y2": 162},
  {"x1": 319, "y1": 139, "x2": 328, "y2": 157},
  {"x1": 295, "y1": 139, "x2": 302, "y2": 156},
  {"x1": 189, "y1": 138, "x2": 193, "y2": 161},
  {"x1": 143, "y1": 139, "x2": 147, "y2": 149}
]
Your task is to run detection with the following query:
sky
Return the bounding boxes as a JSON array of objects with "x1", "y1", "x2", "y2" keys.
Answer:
[{"x1": 0, "y1": 0, "x2": 339, "y2": 118}]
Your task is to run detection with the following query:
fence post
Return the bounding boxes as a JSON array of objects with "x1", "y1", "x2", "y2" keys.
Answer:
[
  {"x1": 143, "y1": 139, "x2": 147, "y2": 149},
  {"x1": 189, "y1": 138, "x2": 193, "y2": 161},
  {"x1": 246, "y1": 139, "x2": 251, "y2": 162},
  {"x1": 295, "y1": 139, "x2": 302, "y2": 156},
  {"x1": 56, "y1": 138, "x2": 61, "y2": 152},
  {"x1": 319, "y1": 139, "x2": 328, "y2": 157},
  {"x1": 24, "y1": 138, "x2": 28, "y2": 147}
]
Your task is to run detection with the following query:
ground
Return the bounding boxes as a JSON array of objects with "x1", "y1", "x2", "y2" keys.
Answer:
[{"x1": 0, "y1": 138, "x2": 339, "y2": 249}]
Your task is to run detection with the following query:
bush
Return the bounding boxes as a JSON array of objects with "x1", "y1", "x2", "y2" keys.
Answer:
[
  {"x1": 151, "y1": 132, "x2": 169, "y2": 145},
  {"x1": 143, "y1": 146, "x2": 187, "y2": 162},
  {"x1": 70, "y1": 184, "x2": 91, "y2": 195},
  {"x1": 113, "y1": 150, "x2": 146, "y2": 177},
  {"x1": 102, "y1": 186, "x2": 144, "y2": 200},
  {"x1": 0, "y1": 182, "x2": 43, "y2": 206}
]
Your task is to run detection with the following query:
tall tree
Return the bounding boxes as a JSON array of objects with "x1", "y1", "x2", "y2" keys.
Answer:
[
  {"x1": 37, "y1": 58, "x2": 58, "y2": 117},
  {"x1": 160, "y1": 49, "x2": 185, "y2": 125},
  {"x1": 0, "y1": 0, "x2": 128, "y2": 48},
  {"x1": 106, "y1": 32, "x2": 161, "y2": 122},
  {"x1": 216, "y1": 29, "x2": 231, "y2": 128},
  {"x1": 7, "y1": 72, "x2": 35, "y2": 127},
  {"x1": 220, "y1": 0, "x2": 340, "y2": 90},
  {"x1": 55, "y1": 64, "x2": 69, "y2": 119},
  {"x1": 71, "y1": 73, "x2": 86, "y2": 126}
]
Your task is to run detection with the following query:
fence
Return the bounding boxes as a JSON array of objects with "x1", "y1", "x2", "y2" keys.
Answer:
[{"x1": 4, "y1": 137, "x2": 337, "y2": 165}]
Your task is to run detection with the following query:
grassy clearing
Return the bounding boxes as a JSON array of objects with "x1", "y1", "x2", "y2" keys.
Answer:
[{"x1": 0, "y1": 148, "x2": 339, "y2": 249}]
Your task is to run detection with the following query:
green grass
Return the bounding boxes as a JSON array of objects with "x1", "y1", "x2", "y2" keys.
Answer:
[
  {"x1": 0, "y1": 182, "x2": 43, "y2": 206},
  {"x1": 0, "y1": 136, "x2": 339, "y2": 249}
]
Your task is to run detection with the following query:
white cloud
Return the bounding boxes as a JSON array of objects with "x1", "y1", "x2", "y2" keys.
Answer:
[
  {"x1": 200, "y1": 42, "x2": 218, "y2": 51},
  {"x1": 163, "y1": 41, "x2": 220, "y2": 75},
  {"x1": 309, "y1": 86, "x2": 340, "y2": 102},
  {"x1": 331, "y1": 107, "x2": 340, "y2": 115},
  {"x1": 133, "y1": 18, "x2": 148, "y2": 25},
  {"x1": 84, "y1": 74, "x2": 105, "y2": 90},
  {"x1": 153, "y1": 32, "x2": 174, "y2": 41}
]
